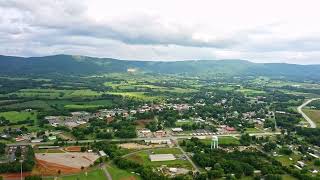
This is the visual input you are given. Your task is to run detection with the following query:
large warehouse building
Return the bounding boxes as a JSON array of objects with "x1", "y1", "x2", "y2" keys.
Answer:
[{"x1": 149, "y1": 154, "x2": 176, "y2": 162}]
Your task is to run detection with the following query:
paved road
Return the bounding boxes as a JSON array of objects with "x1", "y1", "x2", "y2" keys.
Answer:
[
  {"x1": 175, "y1": 141, "x2": 200, "y2": 172},
  {"x1": 297, "y1": 98, "x2": 320, "y2": 128},
  {"x1": 102, "y1": 164, "x2": 112, "y2": 180},
  {"x1": 7, "y1": 132, "x2": 281, "y2": 146}
]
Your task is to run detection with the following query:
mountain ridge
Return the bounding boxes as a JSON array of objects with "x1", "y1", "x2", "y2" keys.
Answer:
[{"x1": 1, "y1": 54, "x2": 320, "y2": 81}]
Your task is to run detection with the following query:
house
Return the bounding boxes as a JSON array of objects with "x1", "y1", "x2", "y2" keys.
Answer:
[
  {"x1": 48, "y1": 136, "x2": 57, "y2": 141},
  {"x1": 171, "y1": 128, "x2": 183, "y2": 133},
  {"x1": 15, "y1": 137, "x2": 25, "y2": 142},
  {"x1": 155, "y1": 130, "x2": 166, "y2": 137},
  {"x1": 99, "y1": 150, "x2": 107, "y2": 157},
  {"x1": 145, "y1": 139, "x2": 171, "y2": 144},
  {"x1": 31, "y1": 139, "x2": 43, "y2": 143}
]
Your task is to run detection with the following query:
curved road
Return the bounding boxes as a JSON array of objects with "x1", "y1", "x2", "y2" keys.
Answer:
[{"x1": 297, "y1": 98, "x2": 320, "y2": 128}]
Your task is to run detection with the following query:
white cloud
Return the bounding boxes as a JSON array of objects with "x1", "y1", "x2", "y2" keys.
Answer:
[{"x1": 0, "y1": 0, "x2": 320, "y2": 64}]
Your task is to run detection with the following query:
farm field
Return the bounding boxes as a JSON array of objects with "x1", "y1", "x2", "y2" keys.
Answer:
[
  {"x1": 302, "y1": 109, "x2": 320, "y2": 127},
  {"x1": 0, "y1": 110, "x2": 37, "y2": 123},
  {"x1": 7, "y1": 89, "x2": 103, "y2": 99},
  {"x1": 107, "y1": 92, "x2": 163, "y2": 101}
]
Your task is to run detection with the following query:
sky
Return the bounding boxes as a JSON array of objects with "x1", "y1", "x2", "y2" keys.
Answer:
[{"x1": 0, "y1": 0, "x2": 320, "y2": 64}]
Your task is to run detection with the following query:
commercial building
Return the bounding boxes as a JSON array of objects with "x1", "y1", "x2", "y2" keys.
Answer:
[{"x1": 149, "y1": 154, "x2": 176, "y2": 162}]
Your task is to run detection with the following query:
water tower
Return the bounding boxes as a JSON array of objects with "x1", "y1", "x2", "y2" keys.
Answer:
[{"x1": 211, "y1": 136, "x2": 219, "y2": 149}]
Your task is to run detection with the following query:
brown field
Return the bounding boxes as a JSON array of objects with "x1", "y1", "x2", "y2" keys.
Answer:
[
  {"x1": 0, "y1": 172, "x2": 31, "y2": 180},
  {"x1": 303, "y1": 109, "x2": 320, "y2": 127},
  {"x1": 35, "y1": 152, "x2": 100, "y2": 169},
  {"x1": 119, "y1": 143, "x2": 166, "y2": 149},
  {"x1": 135, "y1": 119, "x2": 153, "y2": 128},
  {"x1": 64, "y1": 146, "x2": 81, "y2": 152},
  {"x1": 34, "y1": 159, "x2": 81, "y2": 176}
]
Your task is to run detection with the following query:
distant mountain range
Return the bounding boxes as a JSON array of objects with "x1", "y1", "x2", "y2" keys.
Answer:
[{"x1": 1, "y1": 54, "x2": 320, "y2": 80}]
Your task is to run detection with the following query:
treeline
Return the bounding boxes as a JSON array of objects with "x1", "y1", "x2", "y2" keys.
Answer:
[
  {"x1": 296, "y1": 128, "x2": 320, "y2": 146},
  {"x1": 0, "y1": 146, "x2": 35, "y2": 173}
]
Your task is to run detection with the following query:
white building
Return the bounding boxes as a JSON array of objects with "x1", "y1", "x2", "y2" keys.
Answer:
[{"x1": 149, "y1": 154, "x2": 176, "y2": 162}]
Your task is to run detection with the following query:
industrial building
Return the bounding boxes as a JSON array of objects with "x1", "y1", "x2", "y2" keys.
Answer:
[{"x1": 149, "y1": 154, "x2": 176, "y2": 162}]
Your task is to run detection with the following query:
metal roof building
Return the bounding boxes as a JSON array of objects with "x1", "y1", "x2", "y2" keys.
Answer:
[{"x1": 149, "y1": 154, "x2": 176, "y2": 162}]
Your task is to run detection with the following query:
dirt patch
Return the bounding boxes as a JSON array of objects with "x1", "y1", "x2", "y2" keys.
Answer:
[
  {"x1": 0, "y1": 172, "x2": 31, "y2": 180},
  {"x1": 135, "y1": 119, "x2": 153, "y2": 128},
  {"x1": 34, "y1": 159, "x2": 81, "y2": 176},
  {"x1": 119, "y1": 143, "x2": 166, "y2": 150},
  {"x1": 35, "y1": 152, "x2": 99, "y2": 169},
  {"x1": 127, "y1": 154, "x2": 143, "y2": 164},
  {"x1": 64, "y1": 146, "x2": 81, "y2": 152}
]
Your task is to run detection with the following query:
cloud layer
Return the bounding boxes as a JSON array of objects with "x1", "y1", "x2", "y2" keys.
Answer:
[{"x1": 1, "y1": 0, "x2": 320, "y2": 64}]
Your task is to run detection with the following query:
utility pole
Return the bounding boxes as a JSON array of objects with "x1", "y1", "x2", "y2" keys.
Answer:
[{"x1": 20, "y1": 159, "x2": 23, "y2": 180}]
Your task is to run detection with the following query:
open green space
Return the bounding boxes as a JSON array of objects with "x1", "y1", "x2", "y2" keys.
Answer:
[
  {"x1": 302, "y1": 109, "x2": 320, "y2": 127},
  {"x1": 46, "y1": 168, "x2": 106, "y2": 180},
  {"x1": 107, "y1": 163, "x2": 140, "y2": 180},
  {"x1": 7, "y1": 89, "x2": 103, "y2": 99},
  {"x1": 107, "y1": 92, "x2": 162, "y2": 101},
  {"x1": 275, "y1": 153, "x2": 301, "y2": 166},
  {"x1": 201, "y1": 136, "x2": 240, "y2": 146},
  {"x1": 125, "y1": 148, "x2": 192, "y2": 169},
  {"x1": 0, "y1": 111, "x2": 37, "y2": 123}
]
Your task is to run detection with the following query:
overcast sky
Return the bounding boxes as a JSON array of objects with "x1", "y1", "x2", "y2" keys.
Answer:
[{"x1": 1, "y1": 0, "x2": 320, "y2": 64}]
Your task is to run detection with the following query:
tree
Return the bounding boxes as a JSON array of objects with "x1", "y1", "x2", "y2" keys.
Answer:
[
  {"x1": 25, "y1": 175, "x2": 42, "y2": 180},
  {"x1": 0, "y1": 143, "x2": 5, "y2": 155},
  {"x1": 263, "y1": 142, "x2": 277, "y2": 152},
  {"x1": 240, "y1": 134, "x2": 252, "y2": 146},
  {"x1": 264, "y1": 174, "x2": 282, "y2": 180}
]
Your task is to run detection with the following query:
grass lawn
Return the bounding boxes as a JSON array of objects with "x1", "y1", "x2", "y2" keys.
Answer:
[
  {"x1": 175, "y1": 120, "x2": 194, "y2": 126},
  {"x1": 244, "y1": 127, "x2": 263, "y2": 133},
  {"x1": 46, "y1": 169, "x2": 106, "y2": 180},
  {"x1": 125, "y1": 148, "x2": 192, "y2": 169},
  {"x1": 302, "y1": 109, "x2": 320, "y2": 127},
  {"x1": 201, "y1": 136, "x2": 240, "y2": 146},
  {"x1": 106, "y1": 163, "x2": 140, "y2": 180},
  {"x1": 275, "y1": 153, "x2": 300, "y2": 166},
  {"x1": 0, "y1": 111, "x2": 37, "y2": 123}
]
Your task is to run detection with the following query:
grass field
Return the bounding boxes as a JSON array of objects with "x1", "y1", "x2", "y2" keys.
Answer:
[
  {"x1": 244, "y1": 127, "x2": 263, "y2": 133},
  {"x1": 1, "y1": 100, "x2": 54, "y2": 111},
  {"x1": 45, "y1": 169, "x2": 106, "y2": 180},
  {"x1": 106, "y1": 164, "x2": 140, "y2": 180},
  {"x1": 201, "y1": 136, "x2": 240, "y2": 146},
  {"x1": 107, "y1": 92, "x2": 162, "y2": 101},
  {"x1": 275, "y1": 153, "x2": 301, "y2": 166},
  {"x1": 0, "y1": 111, "x2": 37, "y2": 123},
  {"x1": 7, "y1": 89, "x2": 103, "y2": 99},
  {"x1": 125, "y1": 148, "x2": 192, "y2": 169},
  {"x1": 302, "y1": 109, "x2": 320, "y2": 127}
]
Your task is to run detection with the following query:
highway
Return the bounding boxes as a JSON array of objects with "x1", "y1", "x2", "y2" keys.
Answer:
[
  {"x1": 7, "y1": 132, "x2": 281, "y2": 146},
  {"x1": 297, "y1": 98, "x2": 320, "y2": 128}
]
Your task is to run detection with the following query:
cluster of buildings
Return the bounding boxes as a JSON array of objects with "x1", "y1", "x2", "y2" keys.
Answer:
[
  {"x1": 45, "y1": 103, "x2": 193, "y2": 129},
  {"x1": 46, "y1": 111, "x2": 91, "y2": 128}
]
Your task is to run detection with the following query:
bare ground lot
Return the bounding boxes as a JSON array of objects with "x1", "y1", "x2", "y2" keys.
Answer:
[
  {"x1": 119, "y1": 142, "x2": 166, "y2": 149},
  {"x1": 35, "y1": 152, "x2": 100, "y2": 169}
]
